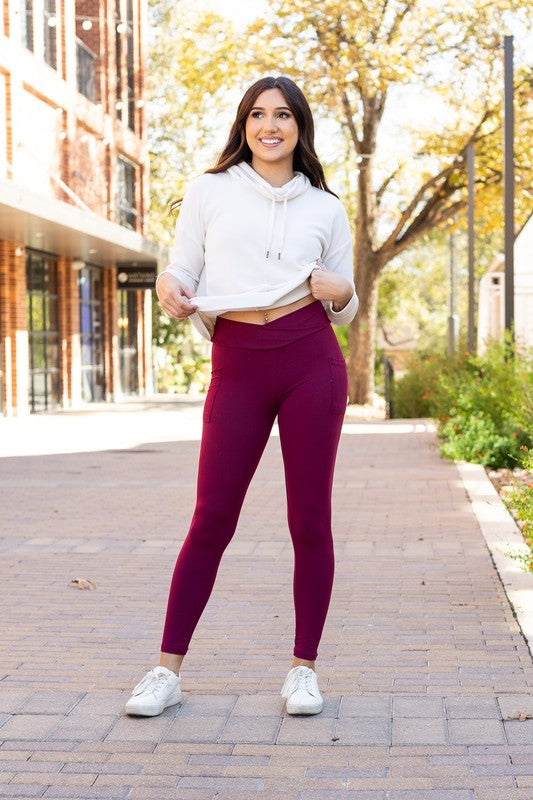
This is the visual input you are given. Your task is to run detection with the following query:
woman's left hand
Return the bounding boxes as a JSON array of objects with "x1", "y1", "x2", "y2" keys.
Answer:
[{"x1": 309, "y1": 259, "x2": 354, "y2": 311}]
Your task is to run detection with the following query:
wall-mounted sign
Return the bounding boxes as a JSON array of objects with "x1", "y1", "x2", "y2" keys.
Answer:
[{"x1": 116, "y1": 264, "x2": 157, "y2": 290}]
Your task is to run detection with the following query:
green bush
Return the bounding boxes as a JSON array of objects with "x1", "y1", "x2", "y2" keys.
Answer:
[
  {"x1": 152, "y1": 292, "x2": 210, "y2": 394},
  {"x1": 390, "y1": 356, "x2": 434, "y2": 418},
  {"x1": 437, "y1": 412, "x2": 529, "y2": 468},
  {"x1": 392, "y1": 336, "x2": 533, "y2": 469},
  {"x1": 506, "y1": 448, "x2": 533, "y2": 573}
]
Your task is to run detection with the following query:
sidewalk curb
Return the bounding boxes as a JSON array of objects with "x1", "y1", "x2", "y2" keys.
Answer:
[{"x1": 456, "y1": 460, "x2": 533, "y2": 656}]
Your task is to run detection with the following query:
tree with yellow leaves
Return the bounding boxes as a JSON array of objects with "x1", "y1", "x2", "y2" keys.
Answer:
[
  {"x1": 148, "y1": 0, "x2": 532, "y2": 404},
  {"x1": 247, "y1": 0, "x2": 532, "y2": 403},
  {"x1": 148, "y1": 3, "x2": 244, "y2": 244}
]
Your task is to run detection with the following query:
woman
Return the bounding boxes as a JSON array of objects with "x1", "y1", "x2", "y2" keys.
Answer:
[{"x1": 125, "y1": 75, "x2": 358, "y2": 718}]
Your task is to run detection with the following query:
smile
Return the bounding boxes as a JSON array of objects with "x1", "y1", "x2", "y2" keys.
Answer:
[{"x1": 259, "y1": 138, "x2": 282, "y2": 146}]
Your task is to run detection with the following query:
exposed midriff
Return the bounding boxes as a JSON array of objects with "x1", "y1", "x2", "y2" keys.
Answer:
[{"x1": 218, "y1": 292, "x2": 315, "y2": 325}]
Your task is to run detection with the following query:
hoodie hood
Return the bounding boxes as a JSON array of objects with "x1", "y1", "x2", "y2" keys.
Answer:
[{"x1": 228, "y1": 161, "x2": 311, "y2": 260}]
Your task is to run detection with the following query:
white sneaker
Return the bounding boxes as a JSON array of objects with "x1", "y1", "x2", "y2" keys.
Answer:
[
  {"x1": 125, "y1": 666, "x2": 183, "y2": 716},
  {"x1": 281, "y1": 666, "x2": 324, "y2": 715}
]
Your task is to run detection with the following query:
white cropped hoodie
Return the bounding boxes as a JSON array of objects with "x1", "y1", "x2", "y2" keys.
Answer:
[{"x1": 156, "y1": 160, "x2": 359, "y2": 340}]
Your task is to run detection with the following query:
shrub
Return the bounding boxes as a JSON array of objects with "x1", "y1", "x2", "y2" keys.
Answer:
[
  {"x1": 392, "y1": 336, "x2": 533, "y2": 469},
  {"x1": 505, "y1": 448, "x2": 533, "y2": 573},
  {"x1": 437, "y1": 412, "x2": 529, "y2": 468},
  {"x1": 390, "y1": 354, "x2": 435, "y2": 418}
]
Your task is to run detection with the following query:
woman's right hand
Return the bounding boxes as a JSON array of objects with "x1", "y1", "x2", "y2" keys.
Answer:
[{"x1": 156, "y1": 272, "x2": 198, "y2": 320}]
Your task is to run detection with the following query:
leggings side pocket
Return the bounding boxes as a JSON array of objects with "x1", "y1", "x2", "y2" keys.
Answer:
[
  {"x1": 203, "y1": 367, "x2": 222, "y2": 424},
  {"x1": 328, "y1": 357, "x2": 348, "y2": 415}
]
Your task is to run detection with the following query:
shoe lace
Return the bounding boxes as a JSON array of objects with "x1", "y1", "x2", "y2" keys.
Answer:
[
  {"x1": 131, "y1": 669, "x2": 169, "y2": 697},
  {"x1": 284, "y1": 667, "x2": 315, "y2": 697}
]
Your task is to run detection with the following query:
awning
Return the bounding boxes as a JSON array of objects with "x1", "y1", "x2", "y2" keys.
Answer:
[{"x1": 0, "y1": 180, "x2": 169, "y2": 270}]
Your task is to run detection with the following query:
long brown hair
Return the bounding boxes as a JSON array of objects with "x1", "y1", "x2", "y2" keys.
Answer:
[{"x1": 170, "y1": 76, "x2": 337, "y2": 212}]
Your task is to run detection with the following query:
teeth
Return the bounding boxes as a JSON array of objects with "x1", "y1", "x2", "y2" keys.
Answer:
[{"x1": 260, "y1": 139, "x2": 281, "y2": 144}]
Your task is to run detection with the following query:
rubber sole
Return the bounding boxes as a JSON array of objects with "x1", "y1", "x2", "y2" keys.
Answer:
[
  {"x1": 125, "y1": 691, "x2": 183, "y2": 717},
  {"x1": 285, "y1": 700, "x2": 324, "y2": 715}
]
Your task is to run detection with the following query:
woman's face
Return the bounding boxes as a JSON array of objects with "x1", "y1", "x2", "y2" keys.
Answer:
[{"x1": 245, "y1": 88, "x2": 299, "y2": 172}]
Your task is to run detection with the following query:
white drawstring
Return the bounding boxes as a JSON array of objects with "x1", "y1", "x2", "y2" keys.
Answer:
[
  {"x1": 266, "y1": 193, "x2": 289, "y2": 260},
  {"x1": 277, "y1": 196, "x2": 288, "y2": 260},
  {"x1": 265, "y1": 196, "x2": 276, "y2": 259},
  {"x1": 229, "y1": 162, "x2": 308, "y2": 262}
]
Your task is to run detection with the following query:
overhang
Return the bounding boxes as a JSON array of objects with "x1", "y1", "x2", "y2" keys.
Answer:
[{"x1": 0, "y1": 180, "x2": 169, "y2": 270}]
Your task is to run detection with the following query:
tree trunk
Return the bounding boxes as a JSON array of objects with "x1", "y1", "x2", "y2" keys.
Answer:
[
  {"x1": 347, "y1": 248, "x2": 379, "y2": 405},
  {"x1": 344, "y1": 92, "x2": 384, "y2": 405}
]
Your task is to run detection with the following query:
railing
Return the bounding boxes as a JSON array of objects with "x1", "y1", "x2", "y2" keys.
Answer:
[{"x1": 76, "y1": 38, "x2": 97, "y2": 102}]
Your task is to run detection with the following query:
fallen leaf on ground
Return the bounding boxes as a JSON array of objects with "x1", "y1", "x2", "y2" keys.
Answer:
[
  {"x1": 504, "y1": 710, "x2": 533, "y2": 721},
  {"x1": 70, "y1": 578, "x2": 96, "y2": 590}
]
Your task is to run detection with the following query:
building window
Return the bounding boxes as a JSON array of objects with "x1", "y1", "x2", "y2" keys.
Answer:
[
  {"x1": 75, "y1": 0, "x2": 100, "y2": 103},
  {"x1": 43, "y1": 0, "x2": 57, "y2": 69},
  {"x1": 79, "y1": 265, "x2": 105, "y2": 402},
  {"x1": 118, "y1": 289, "x2": 138, "y2": 395},
  {"x1": 22, "y1": 0, "x2": 34, "y2": 51},
  {"x1": 117, "y1": 156, "x2": 136, "y2": 230},
  {"x1": 26, "y1": 251, "x2": 60, "y2": 412},
  {"x1": 76, "y1": 38, "x2": 96, "y2": 101}
]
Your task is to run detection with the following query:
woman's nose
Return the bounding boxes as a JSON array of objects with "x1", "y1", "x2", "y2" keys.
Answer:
[{"x1": 262, "y1": 117, "x2": 279, "y2": 132}]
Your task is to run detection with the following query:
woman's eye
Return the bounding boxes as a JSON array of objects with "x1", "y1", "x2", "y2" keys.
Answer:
[{"x1": 250, "y1": 111, "x2": 290, "y2": 119}]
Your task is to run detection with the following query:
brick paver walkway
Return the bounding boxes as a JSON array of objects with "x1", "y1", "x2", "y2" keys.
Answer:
[{"x1": 1, "y1": 404, "x2": 533, "y2": 799}]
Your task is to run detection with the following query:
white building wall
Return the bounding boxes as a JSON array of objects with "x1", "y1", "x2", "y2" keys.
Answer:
[{"x1": 478, "y1": 218, "x2": 533, "y2": 353}]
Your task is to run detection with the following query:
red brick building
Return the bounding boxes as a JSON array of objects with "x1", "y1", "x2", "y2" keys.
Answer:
[{"x1": 0, "y1": 0, "x2": 165, "y2": 414}]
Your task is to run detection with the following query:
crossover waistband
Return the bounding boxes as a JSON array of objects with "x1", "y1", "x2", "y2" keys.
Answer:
[{"x1": 212, "y1": 299, "x2": 331, "y2": 349}]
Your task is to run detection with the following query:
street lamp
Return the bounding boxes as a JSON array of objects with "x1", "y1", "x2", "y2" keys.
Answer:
[
  {"x1": 466, "y1": 143, "x2": 475, "y2": 353},
  {"x1": 503, "y1": 34, "x2": 515, "y2": 343}
]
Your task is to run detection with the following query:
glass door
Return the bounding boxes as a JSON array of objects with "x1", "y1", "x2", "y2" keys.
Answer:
[
  {"x1": 118, "y1": 289, "x2": 138, "y2": 395},
  {"x1": 79, "y1": 265, "x2": 105, "y2": 401},
  {"x1": 26, "y1": 251, "x2": 60, "y2": 412}
]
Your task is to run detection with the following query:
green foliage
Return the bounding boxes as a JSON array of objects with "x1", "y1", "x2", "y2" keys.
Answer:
[
  {"x1": 392, "y1": 336, "x2": 533, "y2": 468},
  {"x1": 147, "y1": 1, "x2": 252, "y2": 246},
  {"x1": 377, "y1": 226, "x2": 504, "y2": 354},
  {"x1": 507, "y1": 449, "x2": 533, "y2": 573},
  {"x1": 374, "y1": 345, "x2": 386, "y2": 397},
  {"x1": 333, "y1": 324, "x2": 349, "y2": 357},
  {"x1": 151, "y1": 292, "x2": 210, "y2": 393},
  {"x1": 391, "y1": 358, "x2": 434, "y2": 418},
  {"x1": 438, "y1": 413, "x2": 528, "y2": 468}
]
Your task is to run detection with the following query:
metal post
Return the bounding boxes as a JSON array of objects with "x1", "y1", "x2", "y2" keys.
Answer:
[
  {"x1": 447, "y1": 225, "x2": 459, "y2": 355},
  {"x1": 384, "y1": 357, "x2": 394, "y2": 419},
  {"x1": 466, "y1": 143, "x2": 475, "y2": 352},
  {"x1": 503, "y1": 34, "x2": 514, "y2": 342}
]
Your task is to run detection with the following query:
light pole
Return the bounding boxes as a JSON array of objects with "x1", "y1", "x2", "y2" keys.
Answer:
[
  {"x1": 447, "y1": 219, "x2": 459, "y2": 356},
  {"x1": 466, "y1": 143, "x2": 475, "y2": 352},
  {"x1": 503, "y1": 34, "x2": 515, "y2": 342}
]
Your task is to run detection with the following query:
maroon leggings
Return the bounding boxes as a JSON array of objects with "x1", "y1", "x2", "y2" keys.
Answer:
[{"x1": 161, "y1": 300, "x2": 347, "y2": 661}]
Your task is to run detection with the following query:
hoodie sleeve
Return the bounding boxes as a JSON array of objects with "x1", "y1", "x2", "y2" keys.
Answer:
[
  {"x1": 155, "y1": 176, "x2": 206, "y2": 294},
  {"x1": 320, "y1": 201, "x2": 359, "y2": 327}
]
